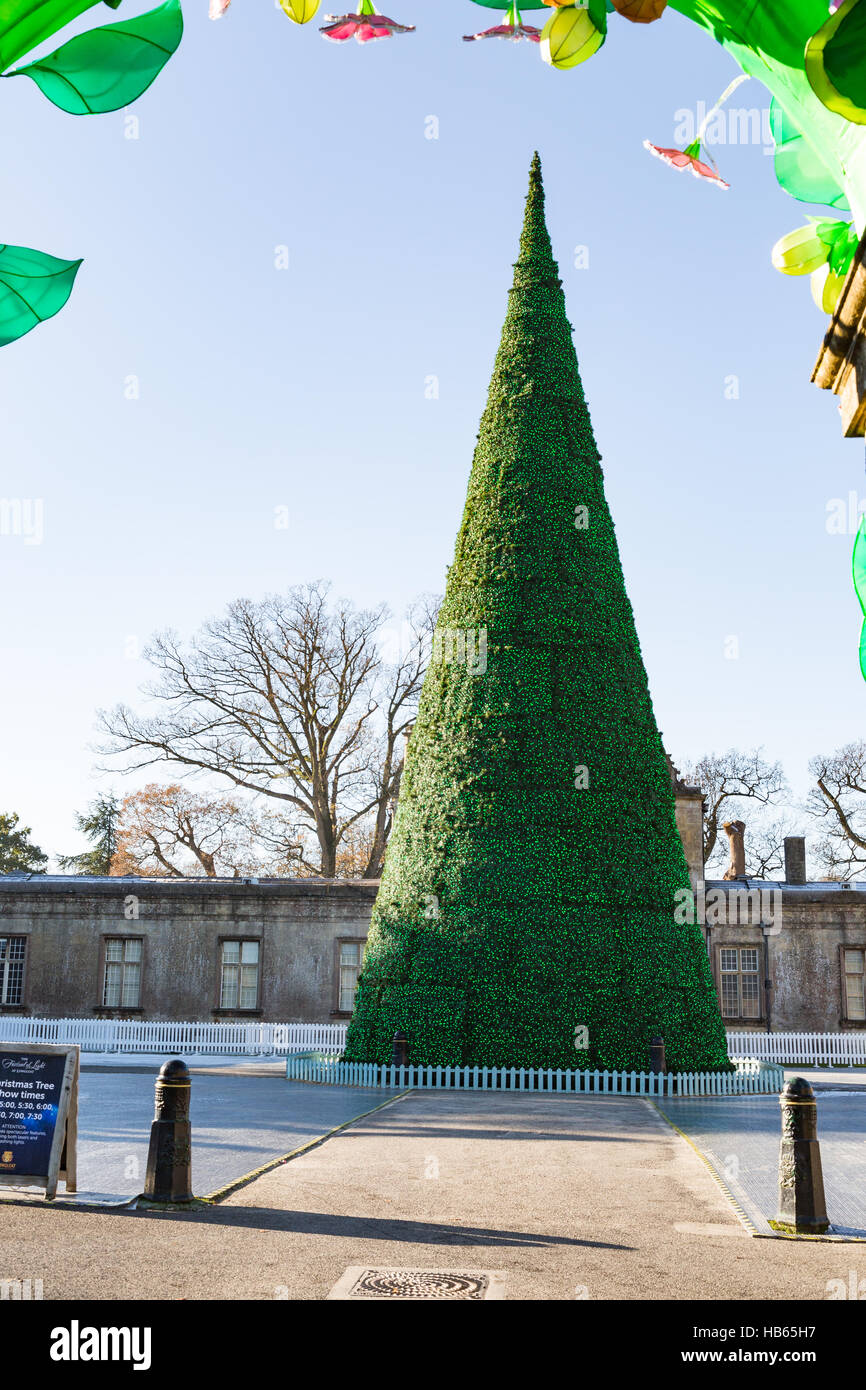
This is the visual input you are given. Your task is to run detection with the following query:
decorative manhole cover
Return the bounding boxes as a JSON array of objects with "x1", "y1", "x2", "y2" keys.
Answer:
[{"x1": 326, "y1": 1267, "x2": 506, "y2": 1301}]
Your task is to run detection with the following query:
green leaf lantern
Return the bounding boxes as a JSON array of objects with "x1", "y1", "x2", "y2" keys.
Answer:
[
  {"x1": 0, "y1": 0, "x2": 106, "y2": 73},
  {"x1": 7, "y1": 0, "x2": 183, "y2": 115},
  {"x1": 770, "y1": 99, "x2": 850, "y2": 212},
  {"x1": 805, "y1": 0, "x2": 866, "y2": 126},
  {"x1": 854, "y1": 515, "x2": 866, "y2": 682},
  {"x1": 0, "y1": 244, "x2": 82, "y2": 346}
]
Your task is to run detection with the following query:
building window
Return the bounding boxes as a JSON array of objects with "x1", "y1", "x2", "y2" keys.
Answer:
[
  {"x1": 719, "y1": 946, "x2": 761, "y2": 1020},
  {"x1": 843, "y1": 949, "x2": 866, "y2": 1022},
  {"x1": 103, "y1": 938, "x2": 142, "y2": 1009},
  {"x1": 220, "y1": 940, "x2": 260, "y2": 1011},
  {"x1": 339, "y1": 941, "x2": 365, "y2": 1013},
  {"x1": 0, "y1": 937, "x2": 26, "y2": 1006}
]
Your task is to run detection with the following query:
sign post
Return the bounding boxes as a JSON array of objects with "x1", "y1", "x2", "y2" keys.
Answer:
[{"x1": 0, "y1": 1043, "x2": 78, "y2": 1199}]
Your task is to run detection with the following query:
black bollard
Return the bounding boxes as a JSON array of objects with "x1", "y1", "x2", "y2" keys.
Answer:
[
  {"x1": 143, "y1": 1058, "x2": 193, "y2": 1203},
  {"x1": 649, "y1": 1036, "x2": 666, "y2": 1075},
  {"x1": 390, "y1": 1031, "x2": 409, "y2": 1067},
  {"x1": 776, "y1": 1077, "x2": 829, "y2": 1234}
]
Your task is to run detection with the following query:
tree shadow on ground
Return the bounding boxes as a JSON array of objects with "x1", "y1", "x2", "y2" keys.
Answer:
[{"x1": 102, "y1": 1204, "x2": 634, "y2": 1250}]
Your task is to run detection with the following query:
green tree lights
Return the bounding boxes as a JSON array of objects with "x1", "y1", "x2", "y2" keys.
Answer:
[{"x1": 344, "y1": 154, "x2": 730, "y2": 1072}]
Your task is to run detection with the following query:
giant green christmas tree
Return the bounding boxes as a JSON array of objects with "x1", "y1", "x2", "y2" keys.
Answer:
[{"x1": 345, "y1": 155, "x2": 730, "y2": 1073}]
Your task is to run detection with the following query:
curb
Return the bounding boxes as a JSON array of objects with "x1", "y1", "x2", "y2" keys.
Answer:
[
  {"x1": 0, "y1": 1092, "x2": 414, "y2": 1213},
  {"x1": 646, "y1": 1099, "x2": 760, "y2": 1236},
  {"x1": 648, "y1": 1099, "x2": 866, "y2": 1243},
  {"x1": 203, "y1": 1089, "x2": 414, "y2": 1203}
]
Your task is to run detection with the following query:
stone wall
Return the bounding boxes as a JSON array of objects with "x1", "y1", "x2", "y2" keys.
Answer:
[
  {"x1": 674, "y1": 788, "x2": 704, "y2": 890},
  {"x1": 0, "y1": 877, "x2": 377, "y2": 1023},
  {"x1": 703, "y1": 881, "x2": 866, "y2": 1033}
]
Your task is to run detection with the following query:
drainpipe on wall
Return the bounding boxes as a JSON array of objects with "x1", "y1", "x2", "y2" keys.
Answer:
[{"x1": 762, "y1": 922, "x2": 773, "y2": 1035}]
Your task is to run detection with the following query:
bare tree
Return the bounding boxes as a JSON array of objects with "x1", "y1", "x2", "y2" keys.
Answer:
[
  {"x1": 807, "y1": 741, "x2": 866, "y2": 880},
  {"x1": 98, "y1": 583, "x2": 436, "y2": 878},
  {"x1": 680, "y1": 748, "x2": 789, "y2": 875},
  {"x1": 743, "y1": 814, "x2": 803, "y2": 879}
]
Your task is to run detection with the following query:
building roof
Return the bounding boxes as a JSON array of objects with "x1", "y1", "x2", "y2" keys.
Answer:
[{"x1": 0, "y1": 873, "x2": 379, "y2": 900}]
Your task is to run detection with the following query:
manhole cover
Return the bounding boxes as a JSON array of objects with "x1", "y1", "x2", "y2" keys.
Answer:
[{"x1": 326, "y1": 1267, "x2": 506, "y2": 1301}]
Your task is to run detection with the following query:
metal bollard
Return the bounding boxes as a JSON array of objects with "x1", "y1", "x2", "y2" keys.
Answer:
[
  {"x1": 390, "y1": 1031, "x2": 409, "y2": 1068},
  {"x1": 143, "y1": 1058, "x2": 193, "y2": 1203},
  {"x1": 776, "y1": 1077, "x2": 829, "y2": 1234},
  {"x1": 649, "y1": 1036, "x2": 666, "y2": 1075}
]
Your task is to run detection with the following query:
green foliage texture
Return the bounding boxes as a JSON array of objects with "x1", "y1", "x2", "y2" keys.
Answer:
[{"x1": 344, "y1": 156, "x2": 730, "y2": 1072}]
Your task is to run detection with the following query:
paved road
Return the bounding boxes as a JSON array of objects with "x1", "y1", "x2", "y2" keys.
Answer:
[
  {"x1": 657, "y1": 1092, "x2": 866, "y2": 1237},
  {"x1": 57, "y1": 1074, "x2": 387, "y2": 1199},
  {"x1": 4, "y1": 1090, "x2": 866, "y2": 1300}
]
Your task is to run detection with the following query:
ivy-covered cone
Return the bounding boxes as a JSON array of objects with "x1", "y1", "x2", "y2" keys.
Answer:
[{"x1": 344, "y1": 154, "x2": 729, "y2": 1073}]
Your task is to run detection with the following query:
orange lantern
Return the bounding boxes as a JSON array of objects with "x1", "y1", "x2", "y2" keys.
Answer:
[{"x1": 610, "y1": 0, "x2": 668, "y2": 22}]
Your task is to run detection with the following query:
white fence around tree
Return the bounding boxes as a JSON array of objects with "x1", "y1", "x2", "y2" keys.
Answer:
[
  {"x1": 725, "y1": 1031, "x2": 866, "y2": 1067},
  {"x1": 0, "y1": 1017, "x2": 348, "y2": 1056},
  {"x1": 285, "y1": 1054, "x2": 785, "y2": 1095},
  {"x1": 0, "y1": 1019, "x2": 863, "y2": 1066}
]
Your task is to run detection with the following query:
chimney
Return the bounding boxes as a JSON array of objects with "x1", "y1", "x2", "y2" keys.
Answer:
[{"x1": 784, "y1": 837, "x2": 807, "y2": 885}]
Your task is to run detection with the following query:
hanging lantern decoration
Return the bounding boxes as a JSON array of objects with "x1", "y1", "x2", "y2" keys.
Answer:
[
  {"x1": 540, "y1": 0, "x2": 606, "y2": 70},
  {"x1": 320, "y1": 0, "x2": 415, "y2": 42},
  {"x1": 643, "y1": 138, "x2": 729, "y2": 188},
  {"x1": 854, "y1": 515, "x2": 866, "y2": 684},
  {"x1": 772, "y1": 221, "x2": 843, "y2": 277},
  {"x1": 644, "y1": 74, "x2": 751, "y2": 190},
  {"x1": 772, "y1": 217, "x2": 855, "y2": 277},
  {"x1": 805, "y1": 0, "x2": 866, "y2": 126},
  {"x1": 464, "y1": 2, "x2": 542, "y2": 43},
  {"x1": 811, "y1": 262, "x2": 848, "y2": 314},
  {"x1": 280, "y1": 0, "x2": 321, "y2": 22},
  {"x1": 771, "y1": 217, "x2": 857, "y2": 315},
  {"x1": 610, "y1": 0, "x2": 667, "y2": 21}
]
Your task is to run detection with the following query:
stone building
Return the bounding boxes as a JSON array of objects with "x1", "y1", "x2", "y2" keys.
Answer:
[
  {"x1": 0, "y1": 778, "x2": 864, "y2": 1031},
  {"x1": 667, "y1": 761, "x2": 866, "y2": 1035},
  {"x1": 0, "y1": 875, "x2": 376, "y2": 1024}
]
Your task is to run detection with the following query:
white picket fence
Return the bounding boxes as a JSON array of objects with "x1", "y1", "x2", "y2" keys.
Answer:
[
  {"x1": 1, "y1": 1017, "x2": 861, "y2": 1067},
  {"x1": 285, "y1": 1053, "x2": 784, "y2": 1095},
  {"x1": 726, "y1": 1030, "x2": 866, "y2": 1067},
  {"x1": 0, "y1": 1016, "x2": 347, "y2": 1057}
]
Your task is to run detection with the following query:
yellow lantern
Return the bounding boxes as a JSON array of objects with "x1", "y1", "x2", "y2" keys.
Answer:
[
  {"x1": 811, "y1": 263, "x2": 846, "y2": 315},
  {"x1": 610, "y1": 0, "x2": 668, "y2": 21},
  {"x1": 540, "y1": 2, "x2": 606, "y2": 70},
  {"x1": 279, "y1": 0, "x2": 320, "y2": 23},
  {"x1": 771, "y1": 224, "x2": 832, "y2": 277}
]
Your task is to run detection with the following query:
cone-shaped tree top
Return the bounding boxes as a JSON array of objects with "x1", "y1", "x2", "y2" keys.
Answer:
[{"x1": 345, "y1": 154, "x2": 729, "y2": 1072}]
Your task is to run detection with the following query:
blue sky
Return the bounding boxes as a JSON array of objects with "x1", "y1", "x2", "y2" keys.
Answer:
[{"x1": 0, "y1": 0, "x2": 862, "y2": 862}]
